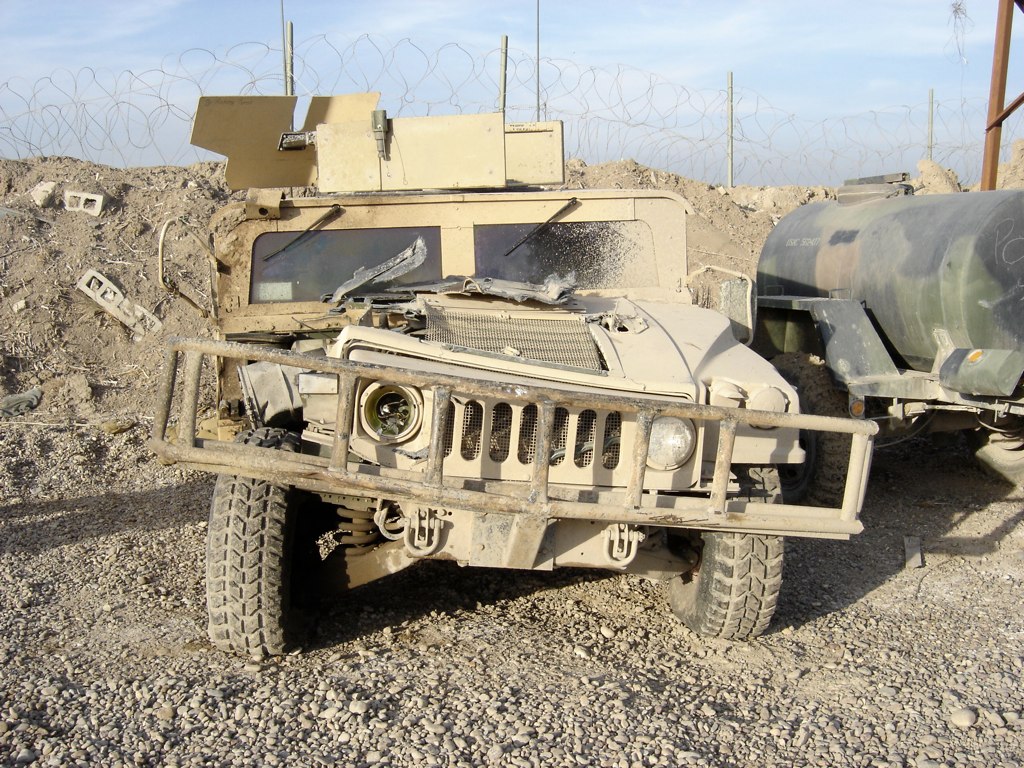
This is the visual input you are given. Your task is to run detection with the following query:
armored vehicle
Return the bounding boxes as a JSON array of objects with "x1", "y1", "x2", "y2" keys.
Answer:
[
  {"x1": 152, "y1": 93, "x2": 875, "y2": 657},
  {"x1": 755, "y1": 176, "x2": 1024, "y2": 502}
]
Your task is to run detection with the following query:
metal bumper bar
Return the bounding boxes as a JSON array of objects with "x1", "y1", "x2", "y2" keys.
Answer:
[{"x1": 152, "y1": 337, "x2": 878, "y2": 538}]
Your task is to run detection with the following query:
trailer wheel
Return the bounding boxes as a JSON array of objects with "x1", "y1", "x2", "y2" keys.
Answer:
[
  {"x1": 968, "y1": 423, "x2": 1024, "y2": 487},
  {"x1": 772, "y1": 353, "x2": 852, "y2": 506},
  {"x1": 206, "y1": 427, "x2": 327, "y2": 657},
  {"x1": 667, "y1": 466, "x2": 784, "y2": 640}
]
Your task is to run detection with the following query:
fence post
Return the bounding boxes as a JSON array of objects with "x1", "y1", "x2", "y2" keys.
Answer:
[
  {"x1": 928, "y1": 88, "x2": 934, "y2": 161},
  {"x1": 499, "y1": 36, "x2": 508, "y2": 115},
  {"x1": 536, "y1": 0, "x2": 541, "y2": 121},
  {"x1": 727, "y1": 71, "x2": 734, "y2": 188}
]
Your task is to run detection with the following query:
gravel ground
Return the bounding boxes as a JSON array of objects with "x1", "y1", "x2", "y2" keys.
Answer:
[{"x1": 0, "y1": 420, "x2": 1022, "y2": 768}]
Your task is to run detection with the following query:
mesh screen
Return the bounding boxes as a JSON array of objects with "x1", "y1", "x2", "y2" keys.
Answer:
[
  {"x1": 551, "y1": 408, "x2": 570, "y2": 466},
  {"x1": 461, "y1": 401, "x2": 483, "y2": 459},
  {"x1": 443, "y1": 402, "x2": 455, "y2": 457},
  {"x1": 424, "y1": 305, "x2": 603, "y2": 370},
  {"x1": 489, "y1": 403, "x2": 512, "y2": 461},
  {"x1": 574, "y1": 410, "x2": 597, "y2": 468},
  {"x1": 602, "y1": 412, "x2": 622, "y2": 469},
  {"x1": 518, "y1": 404, "x2": 538, "y2": 464}
]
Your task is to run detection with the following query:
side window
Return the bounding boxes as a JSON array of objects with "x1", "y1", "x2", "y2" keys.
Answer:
[
  {"x1": 250, "y1": 226, "x2": 443, "y2": 303},
  {"x1": 473, "y1": 220, "x2": 657, "y2": 288}
]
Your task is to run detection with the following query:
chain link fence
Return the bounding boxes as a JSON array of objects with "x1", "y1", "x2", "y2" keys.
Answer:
[{"x1": 0, "y1": 34, "x2": 1018, "y2": 186}]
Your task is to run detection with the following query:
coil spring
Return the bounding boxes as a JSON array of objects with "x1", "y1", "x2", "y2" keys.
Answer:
[
  {"x1": 332, "y1": 501, "x2": 408, "y2": 549},
  {"x1": 333, "y1": 505, "x2": 379, "y2": 550}
]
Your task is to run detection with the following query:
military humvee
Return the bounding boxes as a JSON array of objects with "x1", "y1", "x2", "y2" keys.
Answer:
[{"x1": 152, "y1": 93, "x2": 876, "y2": 657}]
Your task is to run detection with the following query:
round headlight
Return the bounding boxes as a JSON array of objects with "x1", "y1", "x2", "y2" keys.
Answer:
[
  {"x1": 647, "y1": 416, "x2": 697, "y2": 471},
  {"x1": 359, "y1": 383, "x2": 422, "y2": 443}
]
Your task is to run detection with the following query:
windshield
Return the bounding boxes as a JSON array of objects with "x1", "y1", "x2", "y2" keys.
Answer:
[
  {"x1": 250, "y1": 226, "x2": 443, "y2": 303},
  {"x1": 473, "y1": 220, "x2": 657, "y2": 288}
]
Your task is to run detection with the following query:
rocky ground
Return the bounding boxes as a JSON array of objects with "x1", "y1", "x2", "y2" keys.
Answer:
[{"x1": 0, "y1": 152, "x2": 1022, "y2": 767}]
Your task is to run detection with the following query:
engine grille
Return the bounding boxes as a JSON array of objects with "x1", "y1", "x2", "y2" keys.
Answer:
[
  {"x1": 423, "y1": 305, "x2": 604, "y2": 371},
  {"x1": 439, "y1": 397, "x2": 628, "y2": 486}
]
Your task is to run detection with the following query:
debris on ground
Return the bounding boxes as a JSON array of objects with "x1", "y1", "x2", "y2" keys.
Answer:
[
  {"x1": 29, "y1": 180, "x2": 56, "y2": 208},
  {"x1": 0, "y1": 385, "x2": 42, "y2": 417}
]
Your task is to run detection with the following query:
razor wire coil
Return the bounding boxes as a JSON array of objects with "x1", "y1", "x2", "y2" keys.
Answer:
[{"x1": 0, "y1": 34, "x2": 1017, "y2": 186}]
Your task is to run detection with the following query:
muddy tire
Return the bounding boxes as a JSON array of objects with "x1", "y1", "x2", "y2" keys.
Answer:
[
  {"x1": 968, "y1": 426, "x2": 1024, "y2": 486},
  {"x1": 668, "y1": 466, "x2": 784, "y2": 640},
  {"x1": 772, "y1": 352, "x2": 852, "y2": 506},
  {"x1": 206, "y1": 427, "x2": 312, "y2": 657}
]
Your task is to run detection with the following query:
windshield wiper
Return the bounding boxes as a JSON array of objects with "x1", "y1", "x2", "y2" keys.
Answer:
[
  {"x1": 262, "y1": 204, "x2": 343, "y2": 262},
  {"x1": 324, "y1": 235, "x2": 428, "y2": 305},
  {"x1": 502, "y1": 197, "x2": 578, "y2": 259}
]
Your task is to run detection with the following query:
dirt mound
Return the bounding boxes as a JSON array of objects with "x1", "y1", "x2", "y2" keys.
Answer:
[
  {"x1": 0, "y1": 157, "x2": 236, "y2": 421},
  {"x1": 996, "y1": 139, "x2": 1024, "y2": 189},
  {"x1": 567, "y1": 158, "x2": 832, "y2": 274},
  {"x1": 912, "y1": 159, "x2": 963, "y2": 194}
]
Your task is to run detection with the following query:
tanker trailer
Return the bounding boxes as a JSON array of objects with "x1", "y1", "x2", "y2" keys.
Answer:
[{"x1": 754, "y1": 180, "x2": 1024, "y2": 501}]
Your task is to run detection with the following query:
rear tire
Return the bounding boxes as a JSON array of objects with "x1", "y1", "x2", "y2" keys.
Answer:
[
  {"x1": 668, "y1": 466, "x2": 784, "y2": 640},
  {"x1": 968, "y1": 424, "x2": 1024, "y2": 486},
  {"x1": 772, "y1": 353, "x2": 852, "y2": 506},
  {"x1": 206, "y1": 428, "x2": 318, "y2": 657}
]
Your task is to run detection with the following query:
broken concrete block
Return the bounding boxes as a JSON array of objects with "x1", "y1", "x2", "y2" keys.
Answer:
[
  {"x1": 76, "y1": 269, "x2": 162, "y2": 337},
  {"x1": 11, "y1": 298, "x2": 28, "y2": 314},
  {"x1": 64, "y1": 190, "x2": 106, "y2": 216},
  {"x1": 904, "y1": 535, "x2": 924, "y2": 569},
  {"x1": 30, "y1": 181, "x2": 57, "y2": 208}
]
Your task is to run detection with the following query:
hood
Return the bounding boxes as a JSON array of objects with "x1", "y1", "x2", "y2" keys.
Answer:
[{"x1": 330, "y1": 293, "x2": 746, "y2": 402}]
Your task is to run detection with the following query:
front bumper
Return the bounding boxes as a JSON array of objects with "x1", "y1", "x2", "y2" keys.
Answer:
[{"x1": 152, "y1": 337, "x2": 877, "y2": 539}]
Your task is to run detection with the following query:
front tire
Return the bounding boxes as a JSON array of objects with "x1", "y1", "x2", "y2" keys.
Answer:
[
  {"x1": 772, "y1": 352, "x2": 852, "y2": 506},
  {"x1": 668, "y1": 466, "x2": 784, "y2": 640},
  {"x1": 206, "y1": 428, "x2": 316, "y2": 657}
]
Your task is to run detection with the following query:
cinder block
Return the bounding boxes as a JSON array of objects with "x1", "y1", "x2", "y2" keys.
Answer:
[
  {"x1": 64, "y1": 190, "x2": 106, "y2": 216},
  {"x1": 76, "y1": 269, "x2": 162, "y2": 337}
]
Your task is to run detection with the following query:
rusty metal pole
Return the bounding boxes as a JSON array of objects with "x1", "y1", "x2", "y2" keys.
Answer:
[{"x1": 981, "y1": 0, "x2": 1016, "y2": 190}]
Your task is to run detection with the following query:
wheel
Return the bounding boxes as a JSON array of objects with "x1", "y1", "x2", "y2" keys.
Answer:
[
  {"x1": 968, "y1": 421, "x2": 1024, "y2": 486},
  {"x1": 772, "y1": 352, "x2": 852, "y2": 506},
  {"x1": 206, "y1": 427, "x2": 325, "y2": 657},
  {"x1": 667, "y1": 466, "x2": 785, "y2": 640}
]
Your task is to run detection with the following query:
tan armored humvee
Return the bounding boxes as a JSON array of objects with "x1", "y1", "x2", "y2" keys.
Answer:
[{"x1": 152, "y1": 93, "x2": 876, "y2": 657}]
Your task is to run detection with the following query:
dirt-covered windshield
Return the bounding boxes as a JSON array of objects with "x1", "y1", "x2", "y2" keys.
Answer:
[
  {"x1": 474, "y1": 220, "x2": 657, "y2": 288},
  {"x1": 248, "y1": 217, "x2": 658, "y2": 304}
]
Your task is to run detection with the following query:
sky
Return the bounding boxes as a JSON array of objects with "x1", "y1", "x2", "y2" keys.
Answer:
[{"x1": 0, "y1": 1, "x2": 1019, "y2": 182}]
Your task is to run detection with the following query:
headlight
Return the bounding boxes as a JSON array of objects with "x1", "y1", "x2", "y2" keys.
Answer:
[
  {"x1": 647, "y1": 416, "x2": 696, "y2": 471},
  {"x1": 359, "y1": 383, "x2": 423, "y2": 443}
]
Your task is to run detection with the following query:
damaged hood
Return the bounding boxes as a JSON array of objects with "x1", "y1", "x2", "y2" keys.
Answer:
[
  {"x1": 401, "y1": 274, "x2": 577, "y2": 305},
  {"x1": 331, "y1": 292, "x2": 741, "y2": 401}
]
